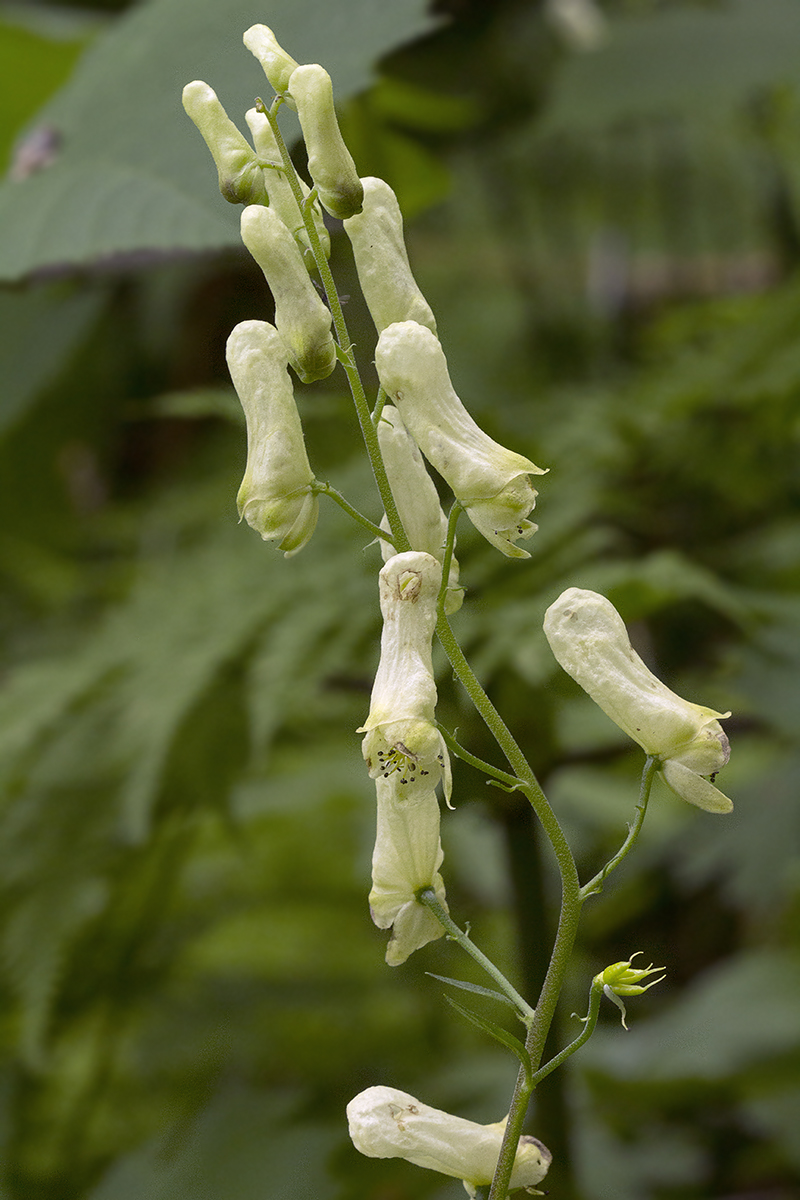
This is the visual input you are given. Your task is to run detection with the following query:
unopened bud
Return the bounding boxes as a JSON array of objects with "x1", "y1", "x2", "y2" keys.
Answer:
[
  {"x1": 182, "y1": 81, "x2": 267, "y2": 205},
  {"x1": 226, "y1": 320, "x2": 317, "y2": 555},
  {"x1": 344, "y1": 177, "x2": 436, "y2": 333},
  {"x1": 243, "y1": 25, "x2": 299, "y2": 100},
  {"x1": 377, "y1": 406, "x2": 462, "y2": 614},
  {"x1": 240, "y1": 205, "x2": 336, "y2": 383},
  {"x1": 288, "y1": 64, "x2": 364, "y2": 219},
  {"x1": 376, "y1": 322, "x2": 546, "y2": 558},
  {"x1": 244, "y1": 107, "x2": 331, "y2": 264}
]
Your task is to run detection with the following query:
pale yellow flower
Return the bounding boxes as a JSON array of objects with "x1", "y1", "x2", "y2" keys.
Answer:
[{"x1": 543, "y1": 588, "x2": 733, "y2": 812}]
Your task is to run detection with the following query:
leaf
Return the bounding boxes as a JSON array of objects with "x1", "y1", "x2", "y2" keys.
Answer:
[
  {"x1": 445, "y1": 996, "x2": 532, "y2": 1087},
  {"x1": 427, "y1": 972, "x2": 518, "y2": 1010},
  {"x1": 0, "y1": 0, "x2": 438, "y2": 282},
  {"x1": 544, "y1": 0, "x2": 800, "y2": 134},
  {"x1": 0, "y1": 284, "x2": 104, "y2": 438}
]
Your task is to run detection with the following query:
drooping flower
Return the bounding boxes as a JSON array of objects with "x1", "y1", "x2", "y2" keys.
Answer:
[
  {"x1": 182, "y1": 81, "x2": 268, "y2": 206},
  {"x1": 358, "y1": 551, "x2": 451, "y2": 803},
  {"x1": 226, "y1": 319, "x2": 317, "y2": 555},
  {"x1": 375, "y1": 321, "x2": 546, "y2": 558},
  {"x1": 543, "y1": 588, "x2": 733, "y2": 812},
  {"x1": 343, "y1": 176, "x2": 437, "y2": 334},
  {"x1": 369, "y1": 775, "x2": 447, "y2": 965},
  {"x1": 240, "y1": 204, "x2": 336, "y2": 384},
  {"x1": 347, "y1": 1086, "x2": 552, "y2": 1196},
  {"x1": 376, "y1": 406, "x2": 463, "y2": 614},
  {"x1": 244, "y1": 107, "x2": 330, "y2": 264},
  {"x1": 287, "y1": 64, "x2": 364, "y2": 219}
]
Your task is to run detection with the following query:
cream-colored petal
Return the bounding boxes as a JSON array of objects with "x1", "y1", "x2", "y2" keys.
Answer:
[{"x1": 660, "y1": 760, "x2": 733, "y2": 814}]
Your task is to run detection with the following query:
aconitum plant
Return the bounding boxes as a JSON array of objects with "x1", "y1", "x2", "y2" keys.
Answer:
[{"x1": 183, "y1": 27, "x2": 733, "y2": 1199}]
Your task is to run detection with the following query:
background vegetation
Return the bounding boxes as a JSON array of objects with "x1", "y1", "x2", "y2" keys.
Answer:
[{"x1": 0, "y1": 0, "x2": 799, "y2": 1196}]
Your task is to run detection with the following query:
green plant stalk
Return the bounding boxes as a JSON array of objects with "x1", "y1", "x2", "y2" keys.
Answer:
[
  {"x1": 580, "y1": 755, "x2": 657, "y2": 901},
  {"x1": 312, "y1": 480, "x2": 393, "y2": 543},
  {"x1": 418, "y1": 888, "x2": 535, "y2": 1024},
  {"x1": 528, "y1": 978, "x2": 603, "y2": 1089},
  {"x1": 486, "y1": 757, "x2": 658, "y2": 1198},
  {"x1": 262, "y1": 99, "x2": 409, "y2": 552},
  {"x1": 437, "y1": 724, "x2": 521, "y2": 791}
]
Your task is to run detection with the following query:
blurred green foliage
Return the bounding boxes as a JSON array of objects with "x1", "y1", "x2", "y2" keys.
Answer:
[{"x1": 0, "y1": 0, "x2": 799, "y2": 1197}]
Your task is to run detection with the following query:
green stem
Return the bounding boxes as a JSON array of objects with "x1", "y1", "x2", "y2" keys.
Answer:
[
  {"x1": 437, "y1": 725, "x2": 521, "y2": 791},
  {"x1": 261, "y1": 100, "x2": 409, "y2": 552},
  {"x1": 312, "y1": 480, "x2": 393, "y2": 544},
  {"x1": 372, "y1": 385, "x2": 388, "y2": 424},
  {"x1": 419, "y1": 888, "x2": 535, "y2": 1024},
  {"x1": 580, "y1": 756, "x2": 657, "y2": 902},
  {"x1": 528, "y1": 979, "x2": 603, "y2": 1089}
]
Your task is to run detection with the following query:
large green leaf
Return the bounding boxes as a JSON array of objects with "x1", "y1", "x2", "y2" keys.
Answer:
[
  {"x1": 0, "y1": 0, "x2": 437, "y2": 282},
  {"x1": 544, "y1": 0, "x2": 800, "y2": 133}
]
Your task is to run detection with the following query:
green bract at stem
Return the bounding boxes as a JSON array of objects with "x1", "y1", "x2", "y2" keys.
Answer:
[
  {"x1": 580, "y1": 755, "x2": 658, "y2": 902},
  {"x1": 259, "y1": 97, "x2": 409, "y2": 553},
  {"x1": 418, "y1": 888, "x2": 535, "y2": 1025},
  {"x1": 311, "y1": 481, "x2": 394, "y2": 544},
  {"x1": 437, "y1": 501, "x2": 461, "y2": 617},
  {"x1": 372, "y1": 385, "x2": 388, "y2": 424}
]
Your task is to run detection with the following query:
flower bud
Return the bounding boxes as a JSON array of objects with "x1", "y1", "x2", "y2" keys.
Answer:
[
  {"x1": 376, "y1": 322, "x2": 546, "y2": 558},
  {"x1": 242, "y1": 24, "x2": 299, "y2": 100},
  {"x1": 369, "y1": 776, "x2": 447, "y2": 965},
  {"x1": 240, "y1": 204, "x2": 336, "y2": 384},
  {"x1": 182, "y1": 81, "x2": 268, "y2": 205},
  {"x1": 343, "y1": 177, "x2": 436, "y2": 333},
  {"x1": 226, "y1": 320, "x2": 318, "y2": 556},
  {"x1": 358, "y1": 552, "x2": 451, "y2": 804},
  {"x1": 347, "y1": 1086, "x2": 552, "y2": 1193},
  {"x1": 244, "y1": 108, "x2": 331, "y2": 265},
  {"x1": 543, "y1": 588, "x2": 733, "y2": 812},
  {"x1": 287, "y1": 64, "x2": 364, "y2": 219},
  {"x1": 377, "y1": 406, "x2": 463, "y2": 614}
]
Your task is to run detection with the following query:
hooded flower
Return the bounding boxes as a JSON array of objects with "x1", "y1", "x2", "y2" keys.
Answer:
[
  {"x1": 543, "y1": 588, "x2": 733, "y2": 812},
  {"x1": 377, "y1": 406, "x2": 463, "y2": 615},
  {"x1": 375, "y1": 321, "x2": 546, "y2": 558},
  {"x1": 347, "y1": 1086, "x2": 552, "y2": 1196},
  {"x1": 369, "y1": 775, "x2": 447, "y2": 965},
  {"x1": 244, "y1": 107, "x2": 330, "y2": 265},
  {"x1": 240, "y1": 204, "x2": 336, "y2": 384},
  {"x1": 226, "y1": 319, "x2": 317, "y2": 555},
  {"x1": 287, "y1": 64, "x2": 364, "y2": 219},
  {"x1": 343, "y1": 176, "x2": 437, "y2": 334},
  {"x1": 358, "y1": 551, "x2": 452, "y2": 803},
  {"x1": 182, "y1": 81, "x2": 268, "y2": 206}
]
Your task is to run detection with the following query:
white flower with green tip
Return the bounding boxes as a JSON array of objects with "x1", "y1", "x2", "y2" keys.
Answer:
[
  {"x1": 287, "y1": 64, "x2": 364, "y2": 219},
  {"x1": 240, "y1": 204, "x2": 336, "y2": 384},
  {"x1": 343, "y1": 176, "x2": 437, "y2": 333},
  {"x1": 226, "y1": 320, "x2": 317, "y2": 556},
  {"x1": 358, "y1": 552, "x2": 452, "y2": 804},
  {"x1": 543, "y1": 588, "x2": 733, "y2": 812},
  {"x1": 182, "y1": 81, "x2": 267, "y2": 206},
  {"x1": 377, "y1": 406, "x2": 463, "y2": 615},
  {"x1": 347, "y1": 1086, "x2": 552, "y2": 1195},
  {"x1": 375, "y1": 321, "x2": 546, "y2": 558}
]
